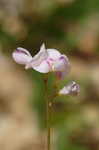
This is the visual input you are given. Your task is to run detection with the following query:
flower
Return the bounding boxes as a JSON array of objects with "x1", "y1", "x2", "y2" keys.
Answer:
[
  {"x1": 59, "y1": 81, "x2": 80, "y2": 95},
  {"x1": 12, "y1": 43, "x2": 70, "y2": 79}
]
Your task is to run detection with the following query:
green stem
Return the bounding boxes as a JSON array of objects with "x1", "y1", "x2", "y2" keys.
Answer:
[
  {"x1": 47, "y1": 100, "x2": 51, "y2": 150},
  {"x1": 44, "y1": 75, "x2": 51, "y2": 150},
  {"x1": 44, "y1": 75, "x2": 58, "y2": 150}
]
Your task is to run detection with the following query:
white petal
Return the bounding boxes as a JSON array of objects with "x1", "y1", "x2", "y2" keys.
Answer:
[
  {"x1": 47, "y1": 49, "x2": 61, "y2": 60},
  {"x1": 12, "y1": 47, "x2": 32, "y2": 65},
  {"x1": 59, "y1": 81, "x2": 80, "y2": 95},
  {"x1": 30, "y1": 43, "x2": 48, "y2": 67},
  {"x1": 33, "y1": 60, "x2": 50, "y2": 73},
  {"x1": 40, "y1": 43, "x2": 46, "y2": 52}
]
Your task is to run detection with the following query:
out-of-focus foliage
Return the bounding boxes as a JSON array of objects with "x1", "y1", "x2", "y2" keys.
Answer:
[{"x1": 0, "y1": 0, "x2": 99, "y2": 150}]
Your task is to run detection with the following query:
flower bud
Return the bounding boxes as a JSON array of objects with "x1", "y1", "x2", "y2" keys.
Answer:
[{"x1": 59, "y1": 81, "x2": 80, "y2": 96}]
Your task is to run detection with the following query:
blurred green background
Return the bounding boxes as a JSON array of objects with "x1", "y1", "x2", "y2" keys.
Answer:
[{"x1": 0, "y1": 0, "x2": 99, "y2": 150}]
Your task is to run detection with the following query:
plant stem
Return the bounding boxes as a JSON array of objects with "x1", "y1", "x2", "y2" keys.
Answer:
[
  {"x1": 47, "y1": 100, "x2": 51, "y2": 150},
  {"x1": 44, "y1": 75, "x2": 51, "y2": 150}
]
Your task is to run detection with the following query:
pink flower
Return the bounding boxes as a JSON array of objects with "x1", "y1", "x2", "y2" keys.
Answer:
[
  {"x1": 59, "y1": 81, "x2": 80, "y2": 95},
  {"x1": 12, "y1": 43, "x2": 70, "y2": 79}
]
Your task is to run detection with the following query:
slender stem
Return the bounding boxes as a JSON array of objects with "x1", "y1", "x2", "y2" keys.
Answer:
[
  {"x1": 44, "y1": 75, "x2": 58, "y2": 150},
  {"x1": 47, "y1": 100, "x2": 51, "y2": 150},
  {"x1": 44, "y1": 75, "x2": 51, "y2": 150}
]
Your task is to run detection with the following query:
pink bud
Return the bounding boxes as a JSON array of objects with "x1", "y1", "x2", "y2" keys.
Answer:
[{"x1": 59, "y1": 81, "x2": 80, "y2": 95}]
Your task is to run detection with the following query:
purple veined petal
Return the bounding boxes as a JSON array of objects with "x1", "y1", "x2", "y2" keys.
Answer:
[
  {"x1": 59, "y1": 81, "x2": 80, "y2": 95},
  {"x1": 53, "y1": 55, "x2": 70, "y2": 79},
  {"x1": 33, "y1": 60, "x2": 51, "y2": 73},
  {"x1": 53, "y1": 55, "x2": 70, "y2": 72},
  {"x1": 43, "y1": 49, "x2": 70, "y2": 78},
  {"x1": 12, "y1": 47, "x2": 32, "y2": 65},
  {"x1": 29, "y1": 43, "x2": 48, "y2": 67}
]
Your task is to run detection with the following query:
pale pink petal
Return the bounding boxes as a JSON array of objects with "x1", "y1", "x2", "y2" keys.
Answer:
[
  {"x1": 59, "y1": 81, "x2": 80, "y2": 95},
  {"x1": 53, "y1": 55, "x2": 70, "y2": 71},
  {"x1": 40, "y1": 43, "x2": 46, "y2": 53},
  {"x1": 46, "y1": 50, "x2": 70, "y2": 79},
  {"x1": 33, "y1": 60, "x2": 50, "y2": 73},
  {"x1": 29, "y1": 43, "x2": 48, "y2": 67},
  {"x1": 12, "y1": 47, "x2": 32, "y2": 65},
  {"x1": 47, "y1": 49, "x2": 61, "y2": 60},
  {"x1": 53, "y1": 55, "x2": 70, "y2": 79},
  {"x1": 16, "y1": 47, "x2": 32, "y2": 56}
]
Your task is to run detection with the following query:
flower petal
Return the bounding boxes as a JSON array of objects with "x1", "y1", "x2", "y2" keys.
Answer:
[
  {"x1": 53, "y1": 55, "x2": 70, "y2": 71},
  {"x1": 53, "y1": 55, "x2": 70, "y2": 79},
  {"x1": 33, "y1": 60, "x2": 50, "y2": 73},
  {"x1": 59, "y1": 81, "x2": 80, "y2": 95},
  {"x1": 47, "y1": 49, "x2": 61, "y2": 60},
  {"x1": 40, "y1": 43, "x2": 46, "y2": 52},
  {"x1": 29, "y1": 43, "x2": 48, "y2": 68},
  {"x1": 12, "y1": 47, "x2": 32, "y2": 65}
]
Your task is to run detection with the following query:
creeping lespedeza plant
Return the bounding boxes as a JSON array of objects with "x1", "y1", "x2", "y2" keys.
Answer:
[{"x1": 12, "y1": 43, "x2": 80, "y2": 150}]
